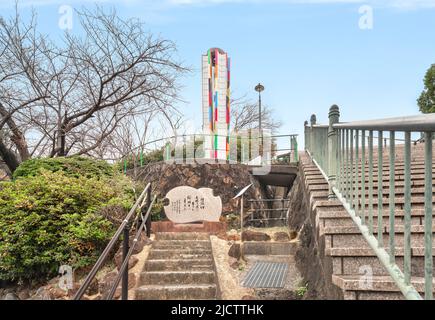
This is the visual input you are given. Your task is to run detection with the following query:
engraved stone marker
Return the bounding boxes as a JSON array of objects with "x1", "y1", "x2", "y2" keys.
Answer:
[{"x1": 164, "y1": 186, "x2": 222, "y2": 223}]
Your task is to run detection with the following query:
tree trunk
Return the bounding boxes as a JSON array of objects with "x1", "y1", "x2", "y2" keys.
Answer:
[{"x1": 0, "y1": 138, "x2": 20, "y2": 174}]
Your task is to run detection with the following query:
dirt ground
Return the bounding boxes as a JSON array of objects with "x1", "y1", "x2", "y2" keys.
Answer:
[
  {"x1": 211, "y1": 231, "x2": 303, "y2": 300},
  {"x1": 210, "y1": 236, "x2": 254, "y2": 299}
]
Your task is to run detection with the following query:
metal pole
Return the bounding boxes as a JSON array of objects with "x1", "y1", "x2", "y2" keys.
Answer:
[
  {"x1": 258, "y1": 91, "x2": 262, "y2": 133},
  {"x1": 404, "y1": 131, "x2": 411, "y2": 285},
  {"x1": 240, "y1": 196, "x2": 244, "y2": 260},
  {"x1": 122, "y1": 226, "x2": 129, "y2": 300},
  {"x1": 424, "y1": 132, "x2": 433, "y2": 300},
  {"x1": 378, "y1": 131, "x2": 384, "y2": 247},
  {"x1": 389, "y1": 131, "x2": 396, "y2": 264},
  {"x1": 146, "y1": 183, "x2": 152, "y2": 238}
]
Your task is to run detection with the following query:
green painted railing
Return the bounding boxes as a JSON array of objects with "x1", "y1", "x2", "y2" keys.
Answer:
[
  {"x1": 120, "y1": 132, "x2": 299, "y2": 175},
  {"x1": 305, "y1": 105, "x2": 435, "y2": 300}
]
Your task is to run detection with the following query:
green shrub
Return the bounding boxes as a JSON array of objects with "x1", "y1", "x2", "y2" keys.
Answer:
[
  {"x1": 0, "y1": 169, "x2": 134, "y2": 282},
  {"x1": 150, "y1": 199, "x2": 165, "y2": 221},
  {"x1": 13, "y1": 156, "x2": 114, "y2": 180}
]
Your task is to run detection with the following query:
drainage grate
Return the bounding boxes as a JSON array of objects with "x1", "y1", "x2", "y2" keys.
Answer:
[{"x1": 241, "y1": 262, "x2": 288, "y2": 288}]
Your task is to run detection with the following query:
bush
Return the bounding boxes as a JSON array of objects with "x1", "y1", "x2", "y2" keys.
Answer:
[
  {"x1": 13, "y1": 156, "x2": 114, "y2": 180},
  {"x1": 150, "y1": 199, "x2": 165, "y2": 221},
  {"x1": 0, "y1": 169, "x2": 134, "y2": 282}
]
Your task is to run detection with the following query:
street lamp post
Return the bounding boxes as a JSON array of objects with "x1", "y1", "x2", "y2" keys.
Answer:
[
  {"x1": 255, "y1": 83, "x2": 265, "y2": 159},
  {"x1": 255, "y1": 83, "x2": 265, "y2": 133}
]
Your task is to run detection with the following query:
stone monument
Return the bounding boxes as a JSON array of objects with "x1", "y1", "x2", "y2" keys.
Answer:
[{"x1": 164, "y1": 186, "x2": 222, "y2": 223}]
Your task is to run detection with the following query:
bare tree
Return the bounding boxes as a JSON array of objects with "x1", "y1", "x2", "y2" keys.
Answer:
[
  {"x1": 0, "y1": 6, "x2": 188, "y2": 175},
  {"x1": 231, "y1": 96, "x2": 282, "y2": 133}
]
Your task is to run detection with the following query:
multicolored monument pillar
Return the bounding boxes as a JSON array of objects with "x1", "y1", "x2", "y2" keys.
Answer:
[{"x1": 202, "y1": 48, "x2": 231, "y2": 160}]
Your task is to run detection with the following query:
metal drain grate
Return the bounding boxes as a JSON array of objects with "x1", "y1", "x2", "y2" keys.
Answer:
[{"x1": 241, "y1": 262, "x2": 288, "y2": 288}]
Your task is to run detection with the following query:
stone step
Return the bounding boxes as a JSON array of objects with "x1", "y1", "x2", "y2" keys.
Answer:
[
  {"x1": 314, "y1": 198, "x2": 435, "y2": 211},
  {"x1": 320, "y1": 215, "x2": 423, "y2": 228},
  {"x1": 135, "y1": 284, "x2": 217, "y2": 300},
  {"x1": 144, "y1": 259, "x2": 214, "y2": 271},
  {"x1": 140, "y1": 271, "x2": 215, "y2": 286},
  {"x1": 327, "y1": 247, "x2": 435, "y2": 277},
  {"x1": 317, "y1": 208, "x2": 435, "y2": 229},
  {"x1": 148, "y1": 249, "x2": 212, "y2": 260},
  {"x1": 152, "y1": 240, "x2": 212, "y2": 250},
  {"x1": 306, "y1": 175, "x2": 434, "y2": 186},
  {"x1": 311, "y1": 188, "x2": 435, "y2": 201},
  {"x1": 332, "y1": 275, "x2": 435, "y2": 300},
  {"x1": 323, "y1": 225, "x2": 435, "y2": 249},
  {"x1": 307, "y1": 182, "x2": 434, "y2": 192},
  {"x1": 155, "y1": 232, "x2": 210, "y2": 241}
]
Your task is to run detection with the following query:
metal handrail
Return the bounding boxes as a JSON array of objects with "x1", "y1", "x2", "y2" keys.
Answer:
[
  {"x1": 334, "y1": 114, "x2": 435, "y2": 131},
  {"x1": 107, "y1": 195, "x2": 157, "y2": 300},
  {"x1": 305, "y1": 107, "x2": 435, "y2": 300},
  {"x1": 122, "y1": 133, "x2": 299, "y2": 157},
  {"x1": 73, "y1": 183, "x2": 152, "y2": 300},
  {"x1": 120, "y1": 133, "x2": 300, "y2": 173}
]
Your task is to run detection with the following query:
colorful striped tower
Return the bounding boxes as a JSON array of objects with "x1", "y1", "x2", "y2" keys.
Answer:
[{"x1": 202, "y1": 48, "x2": 230, "y2": 160}]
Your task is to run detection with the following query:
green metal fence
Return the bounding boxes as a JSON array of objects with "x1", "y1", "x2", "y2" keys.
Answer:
[
  {"x1": 305, "y1": 105, "x2": 435, "y2": 300},
  {"x1": 120, "y1": 132, "x2": 299, "y2": 175}
]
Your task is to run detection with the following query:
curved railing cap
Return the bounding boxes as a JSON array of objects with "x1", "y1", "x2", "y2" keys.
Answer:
[{"x1": 333, "y1": 114, "x2": 435, "y2": 132}]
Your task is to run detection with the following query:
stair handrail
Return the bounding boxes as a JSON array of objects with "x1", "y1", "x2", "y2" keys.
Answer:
[
  {"x1": 305, "y1": 106, "x2": 435, "y2": 300},
  {"x1": 73, "y1": 183, "x2": 152, "y2": 300},
  {"x1": 106, "y1": 194, "x2": 157, "y2": 300}
]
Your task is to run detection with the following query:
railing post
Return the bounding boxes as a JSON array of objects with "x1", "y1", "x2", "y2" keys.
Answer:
[
  {"x1": 121, "y1": 225, "x2": 129, "y2": 300},
  {"x1": 294, "y1": 136, "x2": 299, "y2": 163},
  {"x1": 328, "y1": 105, "x2": 340, "y2": 199},
  {"x1": 146, "y1": 183, "x2": 152, "y2": 238},
  {"x1": 310, "y1": 114, "x2": 316, "y2": 158},
  {"x1": 304, "y1": 121, "x2": 308, "y2": 151}
]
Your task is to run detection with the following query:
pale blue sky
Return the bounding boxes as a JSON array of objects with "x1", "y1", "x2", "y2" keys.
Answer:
[{"x1": 2, "y1": 0, "x2": 435, "y2": 143}]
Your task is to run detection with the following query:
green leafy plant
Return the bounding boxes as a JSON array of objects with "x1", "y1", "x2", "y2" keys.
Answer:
[
  {"x1": 13, "y1": 156, "x2": 114, "y2": 180},
  {"x1": 295, "y1": 283, "x2": 308, "y2": 298},
  {"x1": 418, "y1": 64, "x2": 435, "y2": 114},
  {"x1": 0, "y1": 165, "x2": 134, "y2": 282},
  {"x1": 150, "y1": 198, "x2": 165, "y2": 221}
]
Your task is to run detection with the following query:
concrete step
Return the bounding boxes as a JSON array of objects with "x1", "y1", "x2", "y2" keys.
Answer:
[
  {"x1": 140, "y1": 270, "x2": 215, "y2": 285},
  {"x1": 152, "y1": 240, "x2": 211, "y2": 250},
  {"x1": 155, "y1": 232, "x2": 210, "y2": 241},
  {"x1": 314, "y1": 198, "x2": 435, "y2": 211},
  {"x1": 148, "y1": 249, "x2": 212, "y2": 260},
  {"x1": 307, "y1": 175, "x2": 435, "y2": 188},
  {"x1": 135, "y1": 284, "x2": 217, "y2": 300},
  {"x1": 323, "y1": 225, "x2": 435, "y2": 249},
  {"x1": 311, "y1": 188, "x2": 435, "y2": 201},
  {"x1": 144, "y1": 259, "x2": 214, "y2": 271},
  {"x1": 318, "y1": 208, "x2": 435, "y2": 230},
  {"x1": 317, "y1": 208, "x2": 428, "y2": 219},
  {"x1": 332, "y1": 275, "x2": 435, "y2": 300},
  {"x1": 320, "y1": 215, "x2": 423, "y2": 228},
  {"x1": 327, "y1": 247, "x2": 435, "y2": 277},
  {"x1": 305, "y1": 176, "x2": 435, "y2": 193}
]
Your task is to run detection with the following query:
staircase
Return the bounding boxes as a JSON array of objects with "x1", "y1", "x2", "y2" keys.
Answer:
[
  {"x1": 135, "y1": 232, "x2": 218, "y2": 300},
  {"x1": 300, "y1": 143, "x2": 435, "y2": 300}
]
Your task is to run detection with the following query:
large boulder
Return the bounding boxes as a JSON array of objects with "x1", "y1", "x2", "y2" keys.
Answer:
[
  {"x1": 4, "y1": 293, "x2": 19, "y2": 300},
  {"x1": 228, "y1": 243, "x2": 241, "y2": 259},
  {"x1": 273, "y1": 232, "x2": 290, "y2": 242},
  {"x1": 114, "y1": 253, "x2": 139, "y2": 271},
  {"x1": 241, "y1": 230, "x2": 271, "y2": 242}
]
